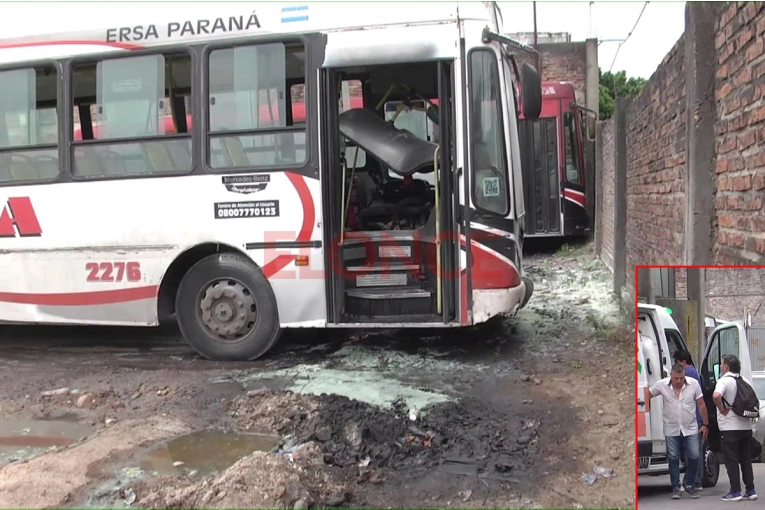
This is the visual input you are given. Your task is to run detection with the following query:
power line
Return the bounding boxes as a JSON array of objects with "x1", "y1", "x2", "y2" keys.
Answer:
[{"x1": 607, "y1": 1, "x2": 649, "y2": 75}]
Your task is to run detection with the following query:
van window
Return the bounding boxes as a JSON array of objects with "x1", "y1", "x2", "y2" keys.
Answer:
[
  {"x1": 751, "y1": 377, "x2": 765, "y2": 401},
  {"x1": 664, "y1": 329, "x2": 687, "y2": 366}
]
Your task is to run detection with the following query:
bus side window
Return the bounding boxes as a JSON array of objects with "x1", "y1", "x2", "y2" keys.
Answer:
[
  {"x1": 71, "y1": 52, "x2": 193, "y2": 179},
  {"x1": 0, "y1": 65, "x2": 59, "y2": 184},
  {"x1": 207, "y1": 41, "x2": 307, "y2": 171}
]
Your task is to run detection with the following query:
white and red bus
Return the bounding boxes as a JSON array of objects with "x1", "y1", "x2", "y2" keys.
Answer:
[
  {"x1": 518, "y1": 81, "x2": 590, "y2": 238},
  {"x1": 0, "y1": 2, "x2": 542, "y2": 361}
]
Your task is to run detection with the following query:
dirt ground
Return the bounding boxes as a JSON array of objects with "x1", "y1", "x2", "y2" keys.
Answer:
[{"x1": 0, "y1": 241, "x2": 635, "y2": 509}]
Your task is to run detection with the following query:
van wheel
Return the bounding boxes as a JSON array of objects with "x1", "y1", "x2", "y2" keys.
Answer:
[
  {"x1": 175, "y1": 253, "x2": 281, "y2": 361},
  {"x1": 701, "y1": 439, "x2": 719, "y2": 488}
]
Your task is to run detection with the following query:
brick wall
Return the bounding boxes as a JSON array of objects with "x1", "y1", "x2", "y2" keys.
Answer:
[
  {"x1": 538, "y1": 42, "x2": 588, "y2": 106},
  {"x1": 713, "y1": 3, "x2": 765, "y2": 264},
  {"x1": 675, "y1": 267, "x2": 688, "y2": 299},
  {"x1": 624, "y1": 36, "x2": 687, "y2": 292},
  {"x1": 705, "y1": 268, "x2": 765, "y2": 324},
  {"x1": 596, "y1": 35, "x2": 686, "y2": 288},
  {"x1": 596, "y1": 3, "x2": 765, "y2": 288},
  {"x1": 515, "y1": 41, "x2": 587, "y2": 105},
  {"x1": 600, "y1": 120, "x2": 615, "y2": 270}
]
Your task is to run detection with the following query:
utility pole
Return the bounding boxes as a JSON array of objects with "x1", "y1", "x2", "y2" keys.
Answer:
[{"x1": 686, "y1": 268, "x2": 706, "y2": 366}]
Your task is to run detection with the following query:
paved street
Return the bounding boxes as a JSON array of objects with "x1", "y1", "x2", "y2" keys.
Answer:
[{"x1": 639, "y1": 464, "x2": 765, "y2": 508}]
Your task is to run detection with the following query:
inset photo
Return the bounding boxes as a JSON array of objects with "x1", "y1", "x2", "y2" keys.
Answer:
[{"x1": 637, "y1": 267, "x2": 765, "y2": 506}]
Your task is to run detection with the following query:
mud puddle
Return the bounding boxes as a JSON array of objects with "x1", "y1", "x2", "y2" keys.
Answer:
[
  {"x1": 83, "y1": 430, "x2": 281, "y2": 508},
  {"x1": 0, "y1": 417, "x2": 96, "y2": 465},
  {"x1": 136, "y1": 430, "x2": 280, "y2": 477}
]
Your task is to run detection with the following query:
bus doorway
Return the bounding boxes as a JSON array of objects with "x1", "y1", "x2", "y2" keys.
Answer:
[{"x1": 319, "y1": 58, "x2": 457, "y2": 326}]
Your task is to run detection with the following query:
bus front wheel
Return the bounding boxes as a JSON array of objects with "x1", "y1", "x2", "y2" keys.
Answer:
[{"x1": 175, "y1": 253, "x2": 281, "y2": 361}]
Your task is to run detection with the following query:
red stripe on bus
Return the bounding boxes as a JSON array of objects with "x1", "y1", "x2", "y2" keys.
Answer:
[
  {"x1": 637, "y1": 411, "x2": 647, "y2": 437},
  {"x1": 0, "y1": 40, "x2": 143, "y2": 51},
  {"x1": 563, "y1": 189, "x2": 586, "y2": 208},
  {"x1": 0, "y1": 285, "x2": 158, "y2": 306},
  {"x1": 261, "y1": 172, "x2": 315, "y2": 278}
]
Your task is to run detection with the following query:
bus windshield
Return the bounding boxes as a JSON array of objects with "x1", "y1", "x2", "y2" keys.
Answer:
[{"x1": 563, "y1": 111, "x2": 580, "y2": 184}]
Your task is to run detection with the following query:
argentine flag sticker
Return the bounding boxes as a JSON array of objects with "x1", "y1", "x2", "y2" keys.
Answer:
[{"x1": 281, "y1": 5, "x2": 309, "y2": 23}]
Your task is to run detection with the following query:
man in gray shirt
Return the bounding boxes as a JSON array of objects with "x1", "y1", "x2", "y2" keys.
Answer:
[
  {"x1": 713, "y1": 354, "x2": 758, "y2": 502},
  {"x1": 645, "y1": 363, "x2": 709, "y2": 499}
]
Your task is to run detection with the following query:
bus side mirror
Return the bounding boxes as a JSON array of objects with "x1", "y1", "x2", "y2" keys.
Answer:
[{"x1": 520, "y1": 62, "x2": 542, "y2": 121}]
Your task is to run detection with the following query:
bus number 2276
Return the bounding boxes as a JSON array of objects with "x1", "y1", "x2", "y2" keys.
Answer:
[{"x1": 86, "y1": 262, "x2": 142, "y2": 282}]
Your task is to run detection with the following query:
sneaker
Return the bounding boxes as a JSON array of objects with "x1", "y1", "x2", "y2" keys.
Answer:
[
  {"x1": 743, "y1": 490, "x2": 758, "y2": 501},
  {"x1": 672, "y1": 488, "x2": 682, "y2": 499},
  {"x1": 686, "y1": 486, "x2": 700, "y2": 499},
  {"x1": 696, "y1": 486, "x2": 704, "y2": 492},
  {"x1": 721, "y1": 492, "x2": 743, "y2": 502}
]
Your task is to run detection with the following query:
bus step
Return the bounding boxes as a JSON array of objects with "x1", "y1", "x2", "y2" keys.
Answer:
[
  {"x1": 346, "y1": 287, "x2": 431, "y2": 299},
  {"x1": 345, "y1": 286, "x2": 434, "y2": 317},
  {"x1": 345, "y1": 263, "x2": 420, "y2": 272},
  {"x1": 342, "y1": 244, "x2": 414, "y2": 262}
]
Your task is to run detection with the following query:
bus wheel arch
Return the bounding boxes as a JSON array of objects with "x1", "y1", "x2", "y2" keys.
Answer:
[
  {"x1": 173, "y1": 250, "x2": 282, "y2": 361},
  {"x1": 157, "y1": 242, "x2": 245, "y2": 320}
]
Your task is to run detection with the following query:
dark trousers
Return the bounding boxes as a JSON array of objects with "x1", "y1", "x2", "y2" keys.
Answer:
[{"x1": 721, "y1": 429, "x2": 755, "y2": 494}]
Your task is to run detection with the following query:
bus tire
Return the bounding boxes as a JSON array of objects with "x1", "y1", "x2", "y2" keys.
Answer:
[
  {"x1": 175, "y1": 253, "x2": 281, "y2": 361},
  {"x1": 701, "y1": 439, "x2": 719, "y2": 488}
]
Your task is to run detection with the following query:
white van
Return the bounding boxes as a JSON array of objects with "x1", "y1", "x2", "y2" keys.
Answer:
[{"x1": 637, "y1": 304, "x2": 759, "y2": 487}]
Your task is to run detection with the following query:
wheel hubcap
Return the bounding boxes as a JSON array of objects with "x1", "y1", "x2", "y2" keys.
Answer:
[
  {"x1": 705, "y1": 448, "x2": 716, "y2": 476},
  {"x1": 198, "y1": 279, "x2": 257, "y2": 341}
]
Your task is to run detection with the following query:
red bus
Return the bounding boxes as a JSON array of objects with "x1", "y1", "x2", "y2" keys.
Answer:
[{"x1": 518, "y1": 81, "x2": 589, "y2": 238}]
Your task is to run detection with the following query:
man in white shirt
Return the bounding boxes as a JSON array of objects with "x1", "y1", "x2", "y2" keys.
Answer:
[
  {"x1": 712, "y1": 354, "x2": 758, "y2": 502},
  {"x1": 645, "y1": 363, "x2": 709, "y2": 499}
]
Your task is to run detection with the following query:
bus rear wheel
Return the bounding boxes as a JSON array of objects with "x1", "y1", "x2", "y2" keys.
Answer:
[{"x1": 175, "y1": 253, "x2": 281, "y2": 361}]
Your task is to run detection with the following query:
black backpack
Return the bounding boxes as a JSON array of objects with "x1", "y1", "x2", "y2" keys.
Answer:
[{"x1": 722, "y1": 375, "x2": 761, "y2": 419}]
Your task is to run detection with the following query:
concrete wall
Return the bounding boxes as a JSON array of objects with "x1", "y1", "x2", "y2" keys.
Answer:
[
  {"x1": 507, "y1": 31, "x2": 572, "y2": 45},
  {"x1": 598, "y1": 120, "x2": 615, "y2": 270},
  {"x1": 595, "y1": 3, "x2": 765, "y2": 298}
]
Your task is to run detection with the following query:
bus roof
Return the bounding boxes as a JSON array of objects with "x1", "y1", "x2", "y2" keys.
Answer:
[
  {"x1": 0, "y1": 2, "x2": 498, "y2": 65},
  {"x1": 541, "y1": 82, "x2": 576, "y2": 100}
]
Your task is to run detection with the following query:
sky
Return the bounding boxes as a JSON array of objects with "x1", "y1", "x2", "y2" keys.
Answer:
[
  {"x1": 499, "y1": 1, "x2": 687, "y2": 80},
  {"x1": 0, "y1": 0, "x2": 686, "y2": 80}
]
